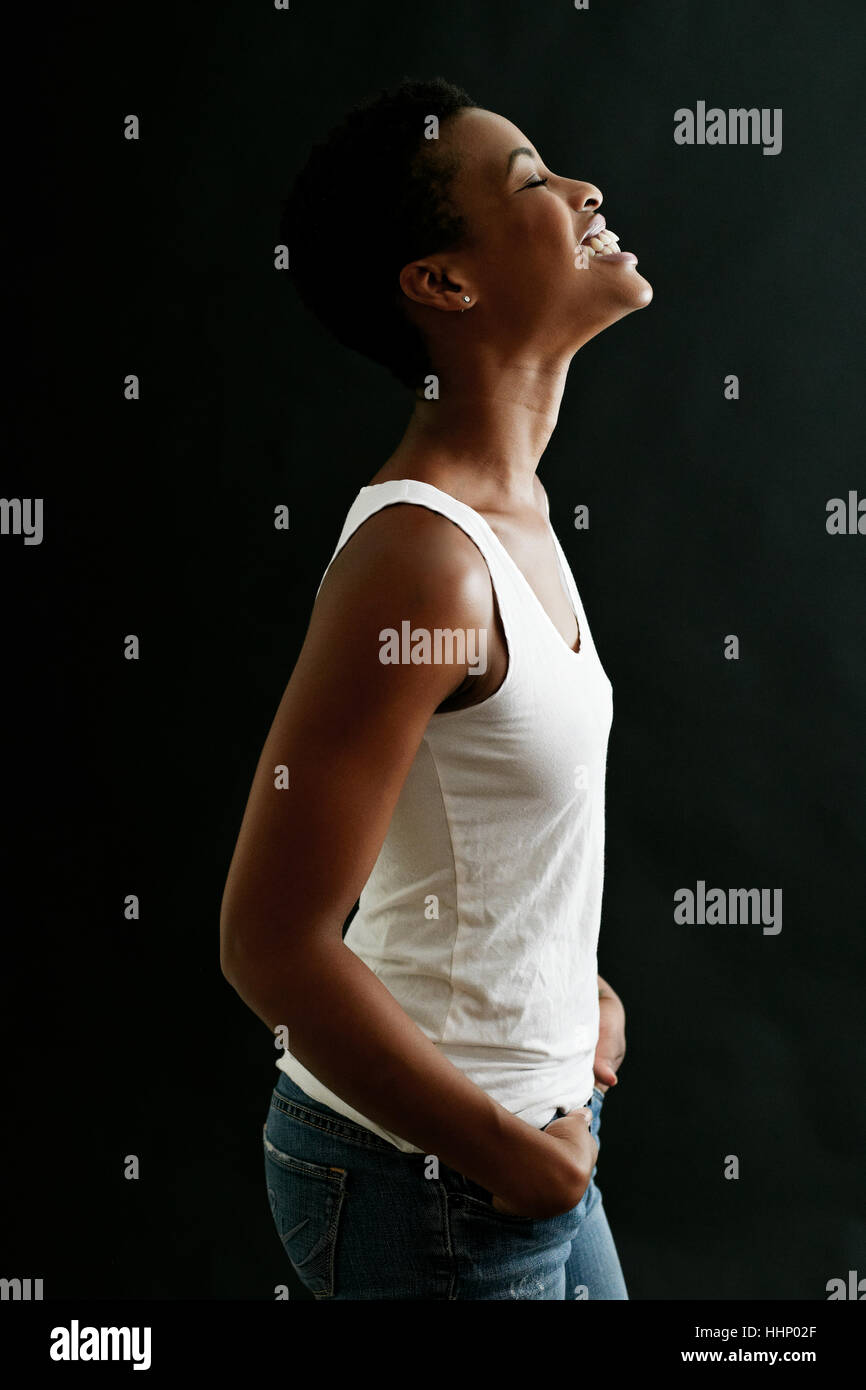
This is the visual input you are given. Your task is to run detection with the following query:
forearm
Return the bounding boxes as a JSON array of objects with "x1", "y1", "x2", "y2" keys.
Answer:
[{"x1": 223, "y1": 935, "x2": 582, "y2": 1214}]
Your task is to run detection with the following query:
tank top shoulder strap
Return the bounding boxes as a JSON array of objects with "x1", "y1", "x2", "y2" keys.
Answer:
[{"x1": 315, "y1": 478, "x2": 517, "y2": 602}]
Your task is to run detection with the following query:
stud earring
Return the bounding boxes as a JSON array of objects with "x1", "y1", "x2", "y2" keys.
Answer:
[{"x1": 460, "y1": 295, "x2": 471, "y2": 313}]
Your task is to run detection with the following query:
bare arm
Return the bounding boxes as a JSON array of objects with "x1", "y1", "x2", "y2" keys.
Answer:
[{"x1": 220, "y1": 504, "x2": 594, "y2": 1217}]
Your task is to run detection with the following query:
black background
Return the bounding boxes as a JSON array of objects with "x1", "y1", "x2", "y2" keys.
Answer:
[{"x1": 3, "y1": 0, "x2": 864, "y2": 1304}]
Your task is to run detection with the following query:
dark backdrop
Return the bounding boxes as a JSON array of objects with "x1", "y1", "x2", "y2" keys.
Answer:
[{"x1": 3, "y1": 0, "x2": 864, "y2": 1303}]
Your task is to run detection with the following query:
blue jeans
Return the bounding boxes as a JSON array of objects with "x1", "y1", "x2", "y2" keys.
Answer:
[{"x1": 262, "y1": 1071, "x2": 628, "y2": 1300}]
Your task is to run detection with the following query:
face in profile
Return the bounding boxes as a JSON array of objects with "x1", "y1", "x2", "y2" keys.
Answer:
[{"x1": 402, "y1": 106, "x2": 653, "y2": 363}]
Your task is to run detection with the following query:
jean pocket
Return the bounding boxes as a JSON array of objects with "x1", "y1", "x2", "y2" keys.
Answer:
[
  {"x1": 458, "y1": 1188, "x2": 536, "y2": 1224},
  {"x1": 262, "y1": 1124, "x2": 347, "y2": 1299},
  {"x1": 453, "y1": 1171, "x2": 577, "y2": 1227}
]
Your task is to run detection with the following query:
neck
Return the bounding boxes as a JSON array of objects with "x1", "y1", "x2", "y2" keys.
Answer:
[{"x1": 381, "y1": 346, "x2": 572, "y2": 511}]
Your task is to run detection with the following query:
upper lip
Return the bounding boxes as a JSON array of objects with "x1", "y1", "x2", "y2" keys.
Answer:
[{"x1": 578, "y1": 214, "x2": 606, "y2": 246}]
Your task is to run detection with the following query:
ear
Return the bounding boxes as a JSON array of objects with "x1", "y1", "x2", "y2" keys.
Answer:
[{"x1": 398, "y1": 259, "x2": 475, "y2": 313}]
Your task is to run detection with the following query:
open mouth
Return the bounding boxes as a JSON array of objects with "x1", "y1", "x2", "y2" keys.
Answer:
[
  {"x1": 575, "y1": 217, "x2": 638, "y2": 266},
  {"x1": 579, "y1": 228, "x2": 622, "y2": 257}
]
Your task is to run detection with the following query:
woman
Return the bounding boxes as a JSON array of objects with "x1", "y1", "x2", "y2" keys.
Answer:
[{"x1": 220, "y1": 76, "x2": 651, "y2": 1300}]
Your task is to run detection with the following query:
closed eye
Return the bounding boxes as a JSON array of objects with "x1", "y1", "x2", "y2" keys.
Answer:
[{"x1": 520, "y1": 176, "x2": 549, "y2": 190}]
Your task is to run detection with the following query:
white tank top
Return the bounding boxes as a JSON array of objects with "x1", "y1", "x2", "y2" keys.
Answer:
[{"x1": 276, "y1": 479, "x2": 614, "y2": 1153}]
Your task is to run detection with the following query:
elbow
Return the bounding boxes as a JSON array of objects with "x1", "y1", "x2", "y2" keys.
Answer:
[
  {"x1": 218, "y1": 907, "x2": 300, "y2": 989},
  {"x1": 219, "y1": 899, "x2": 336, "y2": 996},
  {"x1": 220, "y1": 880, "x2": 265, "y2": 981},
  {"x1": 219, "y1": 902, "x2": 250, "y2": 985},
  {"x1": 219, "y1": 923, "x2": 266, "y2": 1019},
  {"x1": 220, "y1": 942, "x2": 240, "y2": 986}
]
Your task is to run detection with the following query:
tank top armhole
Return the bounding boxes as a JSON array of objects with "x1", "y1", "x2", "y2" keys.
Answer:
[{"x1": 318, "y1": 484, "x2": 520, "y2": 719}]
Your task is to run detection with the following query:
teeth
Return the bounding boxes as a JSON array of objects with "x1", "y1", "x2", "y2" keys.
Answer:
[
  {"x1": 591, "y1": 229, "x2": 622, "y2": 257},
  {"x1": 582, "y1": 228, "x2": 622, "y2": 257}
]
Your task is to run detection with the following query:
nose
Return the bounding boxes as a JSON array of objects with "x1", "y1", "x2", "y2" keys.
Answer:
[{"x1": 564, "y1": 179, "x2": 603, "y2": 213}]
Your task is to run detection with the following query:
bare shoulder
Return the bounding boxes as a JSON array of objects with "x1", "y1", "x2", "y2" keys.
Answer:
[{"x1": 315, "y1": 499, "x2": 497, "y2": 634}]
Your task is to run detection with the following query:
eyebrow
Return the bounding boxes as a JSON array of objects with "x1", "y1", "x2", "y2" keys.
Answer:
[{"x1": 506, "y1": 146, "x2": 537, "y2": 175}]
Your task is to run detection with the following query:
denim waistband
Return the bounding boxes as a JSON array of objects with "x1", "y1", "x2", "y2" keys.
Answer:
[{"x1": 272, "y1": 1068, "x2": 598, "y2": 1151}]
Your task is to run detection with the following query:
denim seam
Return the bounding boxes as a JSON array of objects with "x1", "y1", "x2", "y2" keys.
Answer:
[
  {"x1": 315, "y1": 1175, "x2": 346, "y2": 1299},
  {"x1": 437, "y1": 1181, "x2": 459, "y2": 1301},
  {"x1": 269, "y1": 1089, "x2": 405, "y2": 1156},
  {"x1": 262, "y1": 1126, "x2": 348, "y2": 1182}
]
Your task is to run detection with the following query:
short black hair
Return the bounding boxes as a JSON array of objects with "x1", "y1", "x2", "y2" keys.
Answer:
[{"x1": 279, "y1": 77, "x2": 477, "y2": 390}]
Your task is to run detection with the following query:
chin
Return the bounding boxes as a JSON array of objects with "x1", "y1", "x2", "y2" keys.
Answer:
[
  {"x1": 628, "y1": 267, "x2": 654, "y2": 305},
  {"x1": 606, "y1": 273, "x2": 653, "y2": 315}
]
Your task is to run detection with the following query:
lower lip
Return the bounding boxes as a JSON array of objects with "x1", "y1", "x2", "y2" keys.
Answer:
[{"x1": 591, "y1": 251, "x2": 638, "y2": 265}]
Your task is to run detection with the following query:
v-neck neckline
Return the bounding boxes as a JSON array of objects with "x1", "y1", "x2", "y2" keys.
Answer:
[{"x1": 359, "y1": 479, "x2": 584, "y2": 659}]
